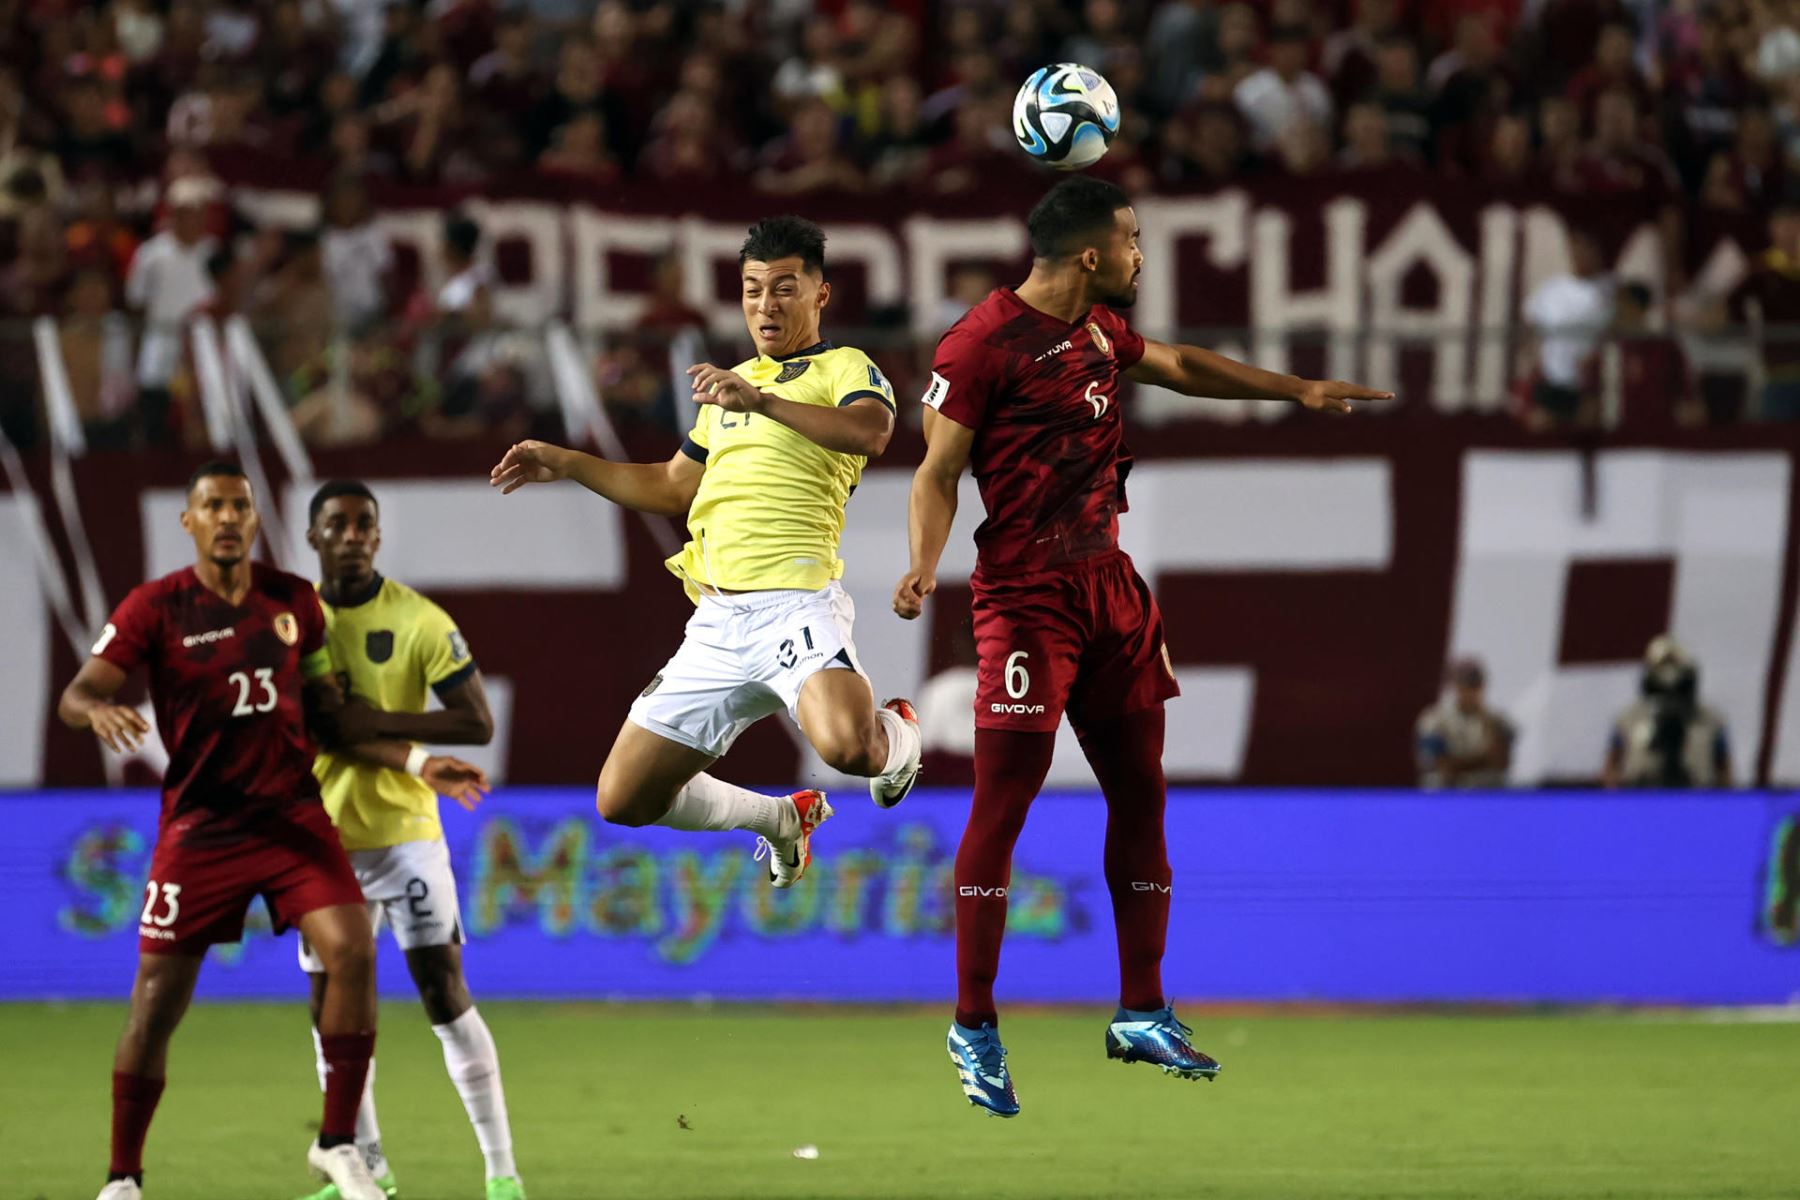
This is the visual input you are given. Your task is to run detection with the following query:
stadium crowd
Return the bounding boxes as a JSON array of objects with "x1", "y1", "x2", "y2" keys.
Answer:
[{"x1": 3, "y1": 0, "x2": 1800, "y2": 448}]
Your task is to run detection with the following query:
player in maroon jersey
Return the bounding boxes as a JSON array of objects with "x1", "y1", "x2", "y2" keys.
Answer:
[
  {"x1": 895, "y1": 177, "x2": 1391, "y2": 1117},
  {"x1": 57, "y1": 462, "x2": 487, "y2": 1200}
]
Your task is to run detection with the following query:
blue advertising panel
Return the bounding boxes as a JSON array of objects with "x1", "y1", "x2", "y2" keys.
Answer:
[{"x1": 5, "y1": 787, "x2": 1798, "y2": 1004}]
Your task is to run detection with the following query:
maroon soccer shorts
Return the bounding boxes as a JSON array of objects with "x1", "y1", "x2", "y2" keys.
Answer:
[
  {"x1": 137, "y1": 802, "x2": 364, "y2": 955},
  {"x1": 969, "y1": 549, "x2": 1181, "y2": 734}
]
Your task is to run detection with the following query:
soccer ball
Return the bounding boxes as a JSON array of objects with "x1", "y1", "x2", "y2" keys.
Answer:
[{"x1": 1011, "y1": 64, "x2": 1120, "y2": 171}]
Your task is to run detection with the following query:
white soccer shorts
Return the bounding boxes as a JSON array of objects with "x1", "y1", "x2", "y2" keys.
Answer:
[
  {"x1": 628, "y1": 580, "x2": 867, "y2": 758},
  {"x1": 297, "y1": 837, "x2": 465, "y2": 971}
]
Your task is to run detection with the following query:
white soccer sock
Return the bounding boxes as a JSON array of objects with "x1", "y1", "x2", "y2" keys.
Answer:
[
  {"x1": 432, "y1": 1007, "x2": 517, "y2": 1180},
  {"x1": 655, "y1": 772, "x2": 790, "y2": 839},
  {"x1": 312, "y1": 1025, "x2": 382, "y2": 1157},
  {"x1": 874, "y1": 706, "x2": 921, "y2": 779}
]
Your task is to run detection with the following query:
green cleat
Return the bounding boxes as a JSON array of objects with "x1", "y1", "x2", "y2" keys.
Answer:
[
  {"x1": 292, "y1": 1172, "x2": 398, "y2": 1200},
  {"x1": 485, "y1": 1178, "x2": 527, "y2": 1200}
]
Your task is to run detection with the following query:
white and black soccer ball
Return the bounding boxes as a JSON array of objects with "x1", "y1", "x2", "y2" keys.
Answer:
[{"x1": 1011, "y1": 63, "x2": 1120, "y2": 171}]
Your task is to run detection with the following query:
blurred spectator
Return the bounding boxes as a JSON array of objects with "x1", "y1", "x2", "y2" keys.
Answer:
[
  {"x1": 1521, "y1": 229, "x2": 1614, "y2": 428},
  {"x1": 252, "y1": 228, "x2": 332, "y2": 384},
  {"x1": 1727, "y1": 197, "x2": 1800, "y2": 420},
  {"x1": 1415, "y1": 657, "x2": 1514, "y2": 789},
  {"x1": 1572, "y1": 88, "x2": 1680, "y2": 201},
  {"x1": 469, "y1": 11, "x2": 543, "y2": 122},
  {"x1": 538, "y1": 112, "x2": 621, "y2": 186},
  {"x1": 773, "y1": 15, "x2": 847, "y2": 113},
  {"x1": 635, "y1": 251, "x2": 705, "y2": 338},
  {"x1": 867, "y1": 75, "x2": 931, "y2": 189},
  {"x1": 1662, "y1": 10, "x2": 1756, "y2": 191},
  {"x1": 922, "y1": 96, "x2": 1021, "y2": 197},
  {"x1": 1199, "y1": 3, "x2": 1264, "y2": 104},
  {"x1": 318, "y1": 174, "x2": 393, "y2": 331},
  {"x1": 1370, "y1": 34, "x2": 1434, "y2": 161},
  {"x1": 1235, "y1": 25, "x2": 1333, "y2": 152},
  {"x1": 0, "y1": 165, "x2": 66, "y2": 315},
  {"x1": 63, "y1": 182, "x2": 139, "y2": 286},
  {"x1": 1594, "y1": 280, "x2": 1703, "y2": 428},
  {"x1": 56, "y1": 77, "x2": 135, "y2": 183},
  {"x1": 639, "y1": 90, "x2": 738, "y2": 186},
  {"x1": 1539, "y1": 95, "x2": 1585, "y2": 188},
  {"x1": 1144, "y1": 0, "x2": 1222, "y2": 114},
  {"x1": 1603, "y1": 635, "x2": 1732, "y2": 788},
  {"x1": 1431, "y1": 13, "x2": 1513, "y2": 172},
  {"x1": 1064, "y1": 0, "x2": 1134, "y2": 76},
  {"x1": 123, "y1": 176, "x2": 217, "y2": 445},
  {"x1": 57, "y1": 267, "x2": 135, "y2": 449},
  {"x1": 1481, "y1": 112, "x2": 1537, "y2": 185},
  {"x1": 1721, "y1": 107, "x2": 1788, "y2": 213},
  {"x1": 755, "y1": 98, "x2": 865, "y2": 195},
  {"x1": 1161, "y1": 102, "x2": 1250, "y2": 186},
  {"x1": 528, "y1": 39, "x2": 613, "y2": 160},
  {"x1": 1567, "y1": 21, "x2": 1655, "y2": 122},
  {"x1": 1323, "y1": 0, "x2": 1400, "y2": 111},
  {"x1": 1273, "y1": 115, "x2": 1331, "y2": 177},
  {"x1": 1339, "y1": 100, "x2": 1416, "y2": 169}
]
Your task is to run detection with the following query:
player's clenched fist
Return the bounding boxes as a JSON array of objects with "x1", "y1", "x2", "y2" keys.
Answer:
[
  {"x1": 490, "y1": 440, "x2": 572, "y2": 494},
  {"x1": 423, "y1": 755, "x2": 490, "y2": 811},
  {"x1": 88, "y1": 702, "x2": 150, "y2": 753},
  {"x1": 893, "y1": 569, "x2": 936, "y2": 620}
]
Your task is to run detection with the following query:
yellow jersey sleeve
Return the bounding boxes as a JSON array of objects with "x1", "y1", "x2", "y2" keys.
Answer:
[
  {"x1": 414, "y1": 598, "x2": 477, "y2": 694},
  {"x1": 828, "y1": 348, "x2": 896, "y2": 414},
  {"x1": 680, "y1": 404, "x2": 712, "y2": 462}
]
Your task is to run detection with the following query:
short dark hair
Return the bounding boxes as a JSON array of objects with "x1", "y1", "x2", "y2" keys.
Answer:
[
  {"x1": 739, "y1": 215, "x2": 827, "y2": 275},
  {"x1": 187, "y1": 460, "x2": 247, "y2": 496},
  {"x1": 1027, "y1": 177, "x2": 1132, "y2": 259},
  {"x1": 309, "y1": 479, "x2": 378, "y2": 526}
]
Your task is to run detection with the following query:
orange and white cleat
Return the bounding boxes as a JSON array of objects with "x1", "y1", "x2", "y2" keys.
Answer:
[
  {"x1": 755, "y1": 790, "x2": 833, "y2": 889},
  {"x1": 870, "y1": 698, "x2": 922, "y2": 810}
]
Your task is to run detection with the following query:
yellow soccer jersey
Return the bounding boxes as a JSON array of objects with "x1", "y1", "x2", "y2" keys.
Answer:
[
  {"x1": 668, "y1": 340, "x2": 895, "y2": 601},
  {"x1": 313, "y1": 575, "x2": 477, "y2": 850}
]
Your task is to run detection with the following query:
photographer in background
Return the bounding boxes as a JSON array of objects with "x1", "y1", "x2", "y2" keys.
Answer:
[
  {"x1": 1603, "y1": 635, "x2": 1734, "y2": 789},
  {"x1": 1415, "y1": 657, "x2": 1514, "y2": 789}
]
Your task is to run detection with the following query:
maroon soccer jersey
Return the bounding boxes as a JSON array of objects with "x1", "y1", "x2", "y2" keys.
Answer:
[
  {"x1": 923, "y1": 287, "x2": 1146, "y2": 573},
  {"x1": 93, "y1": 564, "x2": 332, "y2": 846}
]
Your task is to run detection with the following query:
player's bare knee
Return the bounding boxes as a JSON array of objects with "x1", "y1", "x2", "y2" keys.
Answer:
[
  {"x1": 814, "y1": 720, "x2": 884, "y2": 777},
  {"x1": 317, "y1": 933, "x2": 376, "y2": 981},
  {"x1": 595, "y1": 780, "x2": 663, "y2": 826}
]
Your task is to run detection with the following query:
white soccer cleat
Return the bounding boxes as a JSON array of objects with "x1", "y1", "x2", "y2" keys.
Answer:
[
  {"x1": 754, "y1": 790, "x2": 832, "y2": 888},
  {"x1": 96, "y1": 1181, "x2": 142, "y2": 1200},
  {"x1": 869, "y1": 697, "x2": 922, "y2": 809},
  {"x1": 307, "y1": 1141, "x2": 387, "y2": 1200}
]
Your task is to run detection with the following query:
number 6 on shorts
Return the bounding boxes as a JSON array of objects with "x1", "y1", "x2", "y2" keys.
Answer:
[{"x1": 1005, "y1": 650, "x2": 1030, "y2": 699}]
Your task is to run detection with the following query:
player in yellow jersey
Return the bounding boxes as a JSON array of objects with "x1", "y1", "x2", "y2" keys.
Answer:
[
  {"x1": 489, "y1": 216, "x2": 923, "y2": 887},
  {"x1": 296, "y1": 480, "x2": 525, "y2": 1200}
]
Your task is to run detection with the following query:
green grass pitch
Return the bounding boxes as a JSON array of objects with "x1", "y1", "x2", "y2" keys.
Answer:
[{"x1": 5, "y1": 1002, "x2": 1798, "y2": 1199}]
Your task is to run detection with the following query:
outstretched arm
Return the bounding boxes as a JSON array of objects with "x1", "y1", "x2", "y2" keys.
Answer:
[
  {"x1": 1128, "y1": 339, "x2": 1392, "y2": 413},
  {"x1": 894, "y1": 408, "x2": 974, "y2": 620},
  {"x1": 489, "y1": 440, "x2": 704, "y2": 516},
  {"x1": 687, "y1": 363, "x2": 894, "y2": 457}
]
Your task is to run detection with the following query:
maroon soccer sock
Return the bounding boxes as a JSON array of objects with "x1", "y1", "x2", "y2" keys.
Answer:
[
  {"x1": 318, "y1": 1031, "x2": 376, "y2": 1142},
  {"x1": 1080, "y1": 706, "x2": 1172, "y2": 1013},
  {"x1": 110, "y1": 1070, "x2": 165, "y2": 1178},
  {"x1": 954, "y1": 728, "x2": 1057, "y2": 1026}
]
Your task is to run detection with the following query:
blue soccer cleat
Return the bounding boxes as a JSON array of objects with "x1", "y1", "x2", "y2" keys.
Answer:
[
  {"x1": 947, "y1": 1021, "x2": 1020, "y2": 1117},
  {"x1": 1105, "y1": 1006, "x2": 1222, "y2": 1081}
]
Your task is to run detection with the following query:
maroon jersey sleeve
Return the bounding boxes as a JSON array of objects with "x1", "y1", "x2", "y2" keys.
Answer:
[
  {"x1": 1094, "y1": 306, "x2": 1146, "y2": 370},
  {"x1": 923, "y1": 323, "x2": 1004, "y2": 429},
  {"x1": 92, "y1": 583, "x2": 161, "y2": 675}
]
